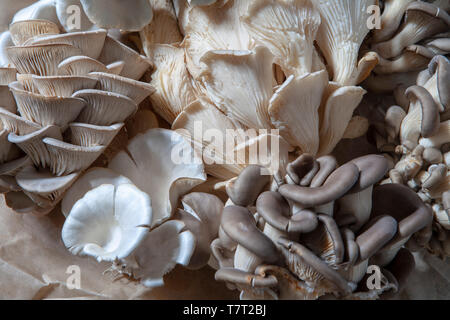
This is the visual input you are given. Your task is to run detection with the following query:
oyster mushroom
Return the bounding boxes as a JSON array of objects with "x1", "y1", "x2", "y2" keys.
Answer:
[
  {"x1": 108, "y1": 128, "x2": 206, "y2": 227},
  {"x1": 62, "y1": 183, "x2": 152, "y2": 262},
  {"x1": 370, "y1": 184, "x2": 433, "y2": 266},
  {"x1": 315, "y1": 0, "x2": 377, "y2": 85},
  {"x1": 336, "y1": 155, "x2": 389, "y2": 231},
  {"x1": 31, "y1": 75, "x2": 97, "y2": 97},
  {"x1": 55, "y1": 0, "x2": 97, "y2": 32},
  {"x1": 12, "y1": 0, "x2": 60, "y2": 27},
  {"x1": 9, "y1": 19, "x2": 59, "y2": 46},
  {"x1": 372, "y1": 0, "x2": 415, "y2": 43}
]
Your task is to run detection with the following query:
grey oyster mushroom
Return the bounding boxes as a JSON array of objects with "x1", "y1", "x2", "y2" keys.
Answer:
[
  {"x1": 370, "y1": 56, "x2": 450, "y2": 259},
  {"x1": 211, "y1": 153, "x2": 427, "y2": 300},
  {"x1": 0, "y1": 16, "x2": 154, "y2": 215}
]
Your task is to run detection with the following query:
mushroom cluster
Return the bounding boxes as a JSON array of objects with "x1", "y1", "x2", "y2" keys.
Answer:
[
  {"x1": 141, "y1": 0, "x2": 380, "y2": 181},
  {"x1": 364, "y1": 0, "x2": 450, "y2": 92},
  {"x1": 0, "y1": 16, "x2": 155, "y2": 215},
  {"x1": 211, "y1": 154, "x2": 432, "y2": 299},
  {"x1": 372, "y1": 55, "x2": 450, "y2": 258}
]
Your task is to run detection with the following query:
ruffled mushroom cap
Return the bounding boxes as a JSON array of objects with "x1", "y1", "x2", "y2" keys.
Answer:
[
  {"x1": 124, "y1": 220, "x2": 195, "y2": 288},
  {"x1": 174, "y1": 192, "x2": 224, "y2": 269},
  {"x1": 279, "y1": 162, "x2": 360, "y2": 207},
  {"x1": 108, "y1": 128, "x2": 206, "y2": 227},
  {"x1": 79, "y1": 0, "x2": 153, "y2": 32},
  {"x1": 62, "y1": 183, "x2": 152, "y2": 262}
]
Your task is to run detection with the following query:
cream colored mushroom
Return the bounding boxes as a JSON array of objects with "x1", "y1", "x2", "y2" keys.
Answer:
[
  {"x1": 9, "y1": 19, "x2": 60, "y2": 46},
  {"x1": 62, "y1": 183, "x2": 152, "y2": 262}
]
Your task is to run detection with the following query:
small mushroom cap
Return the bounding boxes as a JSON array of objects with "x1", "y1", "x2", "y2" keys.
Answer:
[
  {"x1": 279, "y1": 162, "x2": 359, "y2": 207},
  {"x1": 348, "y1": 154, "x2": 389, "y2": 193},
  {"x1": 62, "y1": 183, "x2": 152, "y2": 262},
  {"x1": 15, "y1": 165, "x2": 79, "y2": 196},
  {"x1": 256, "y1": 191, "x2": 318, "y2": 233},
  {"x1": 405, "y1": 85, "x2": 440, "y2": 138},
  {"x1": 286, "y1": 154, "x2": 315, "y2": 185},
  {"x1": 372, "y1": 184, "x2": 433, "y2": 238},
  {"x1": 356, "y1": 215, "x2": 398, "y2": 261},
  {"x1": 226, "y1": 165, "x2": 270, "y2": 207},
  {"x1": 79, "y1": 0, "x2": 153, "y2": 32},
  {"x1": 221, "y1": 205, "x2": 278, "y2": 263}
]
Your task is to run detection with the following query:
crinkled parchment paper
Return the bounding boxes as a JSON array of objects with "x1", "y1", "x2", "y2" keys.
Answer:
[{"x1": 0, "y1": 196, "x2": 238, "y2": 300}]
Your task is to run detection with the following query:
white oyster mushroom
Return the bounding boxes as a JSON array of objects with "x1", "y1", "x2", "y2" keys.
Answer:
[
  {"x1": 108, "y1": 128, "x2": 207, "y2": 227},
  {"x1": 55, "y1": 0, "x2": 98, "y2": 32},
  {"x1": 0, "y1": 0, "x2": 36, "y2": 33},
  {"x1": 12, "y1": 0, "x2": 61, "y2": 27},
  {"x1": 0, "y1": 31, "x2": 14, "y2": 67},
  {"x1": 125, "y1": 220, "x2": 195, "y2": 288},
  {"x1": 79, "y1": 0, "x2": 153, "y2": 32},
  {"x1": 61, "y1": 167, "x2": 132, "y2": 217},
  {"x1": 62, "y1": 183, "x2": 152, "y2": 262}
]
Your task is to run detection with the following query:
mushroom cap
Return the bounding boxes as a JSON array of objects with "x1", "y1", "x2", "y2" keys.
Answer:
[
  {"x1": 79, "y1": 0, "x2": 153, "y2": 32},
  {"x1": 32, "y1": 75, "x2": 97, "y2": 97},
  {"x1": 256, "y1": 191, "x2": 318, "y2": 233},
  {"x1": 347, "y1": 154, "x2": 389, "y2": 193},
  {"x1": 0, "y1": 107, "x2": 41, "y2": 135},
  {"x1": 286, "y1": 154, "x2": 315, "y2": 185},
  {"x1": 67, "y1": 122, "x2": 123, "y2": 147},
  {"x1": 405, "y1": 85, "x2": 440, "y2": 138},
  {"x1": 226, "y1": 164, "x2": 270, "y2": 207},
  {"x1": 58, "y1": 55, "x2": 108, "y2": 75},
  {"x1": 62, "y1": 183, "x2": 152, "y2": 262},
  {"x1": 428, "y1": 55, "x2": 449, "y2": 111},
  {"x1": 279, "y1": 162, "x2": 359, "y2": 207},
  {"x1": 9, "y1": 19, "x2": 60, "y2": 46},
  {"x1": 221, "y1": 205, "x2": 279, "y2": 263}
]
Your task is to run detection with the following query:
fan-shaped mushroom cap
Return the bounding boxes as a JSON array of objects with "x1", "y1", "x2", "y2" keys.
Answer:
[
  {"x1": 67, "y1": 122, "x2": 123, "y2": 147},
  {"x1": 108, "y1": 128, "x2": 206, "y2": 227},
  {"x1": 58, "y1": 55, "x2": 108, "y2": 75},
  {"x1": 7, "y1": 43, "x2": 82, "y2": 76},
  {"x1": 221, "y1": 205, "x2": 279, "y2": 264},
  {"x1": 226, "y1": 165, "x2": 270, "y2": 207},
  {"x1": 9, "y1": 81, "x2": 85, "y2": 128},
  {"x1": 32, "y1": 75, "x2": 97, "y2": 97},
  {"x1": 9, "y1": 19, "x2": 59, "y2": 46},
  {"x1": 279, "y1": 162, "x2": 359, "y2": 207},
  {"x1": 269, "y1": 70, "x2": 328, "y2": 154},
  {"x1": 199, "y1": 46, "x2": 274, "y2": 129},
  {"x1": 405, "y1": 85, "x2": 440, "y2": 138},
  {"x1": 125, "y1": 220, "x2": 195, "y2": 288},
  {"x1": 89, "y1": 72, "x2": 155, "y2": 105},
  {"x1": 62, "y1": 183, "x2": 152, "y2": 262},
  {"x1": 97, "y1": 36, "x2": 152, "y2": 80},
  {"x1": 73, "y1": 89, "x2": 137, "y2": 126},
  {"x1": 79, "y1": 0, "x2": 153, "y2": 32},
  {"x1": 348, "y1": 155, "x2": 389, "y2": 193},
  {"x1": 0, "y1": 107, "x2": 40, "y2": 135},
  {"x1": 43, "y1": 137, "x2": 105, "y2": 176},
  {"x1": 315, "y1": 0, "x2": 377, "y2": 85},
  {"x1": 174, "y1": 192, "x2": 224, "y2": 269},
  {"x1": 26, "y1": 29, "x2": 107, "y2": 59},
  {"x1": 242, "y1": 0, "x2": 321, "y2": 77},
  {"x1": 8, "y1": 125, "x2": 62, "y2": 167},
  {"x1": 61, "y1": 167, "x2": 132, "y2": 217},
  {"x1": 257, "y1": 191, "x2": 318, "y2": 234},
  {"x1": 15, "y1": 165, "x2": 79, "y2": 201}
]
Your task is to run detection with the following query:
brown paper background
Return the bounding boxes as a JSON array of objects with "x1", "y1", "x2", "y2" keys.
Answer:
[{"x1": 0, "y1": 195, "x2": 448, "y2": 300}]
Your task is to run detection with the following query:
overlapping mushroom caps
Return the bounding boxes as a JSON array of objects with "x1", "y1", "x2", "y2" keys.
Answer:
[
  {"x1": 211, "y1": 154, "x2": 431, "y2": 300},
  {"x1": 372, "y1": 56, "x2": 450, "y2": 258},
  {"x1": 0, "y1": 14, "x2": 155, "y2": 215},
  {"x1": 60, "y1": 128, "x2": 223, "y2": 287},
  {"x1": 365, "y1": 0, "x2": 450, "y2": 92}
]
